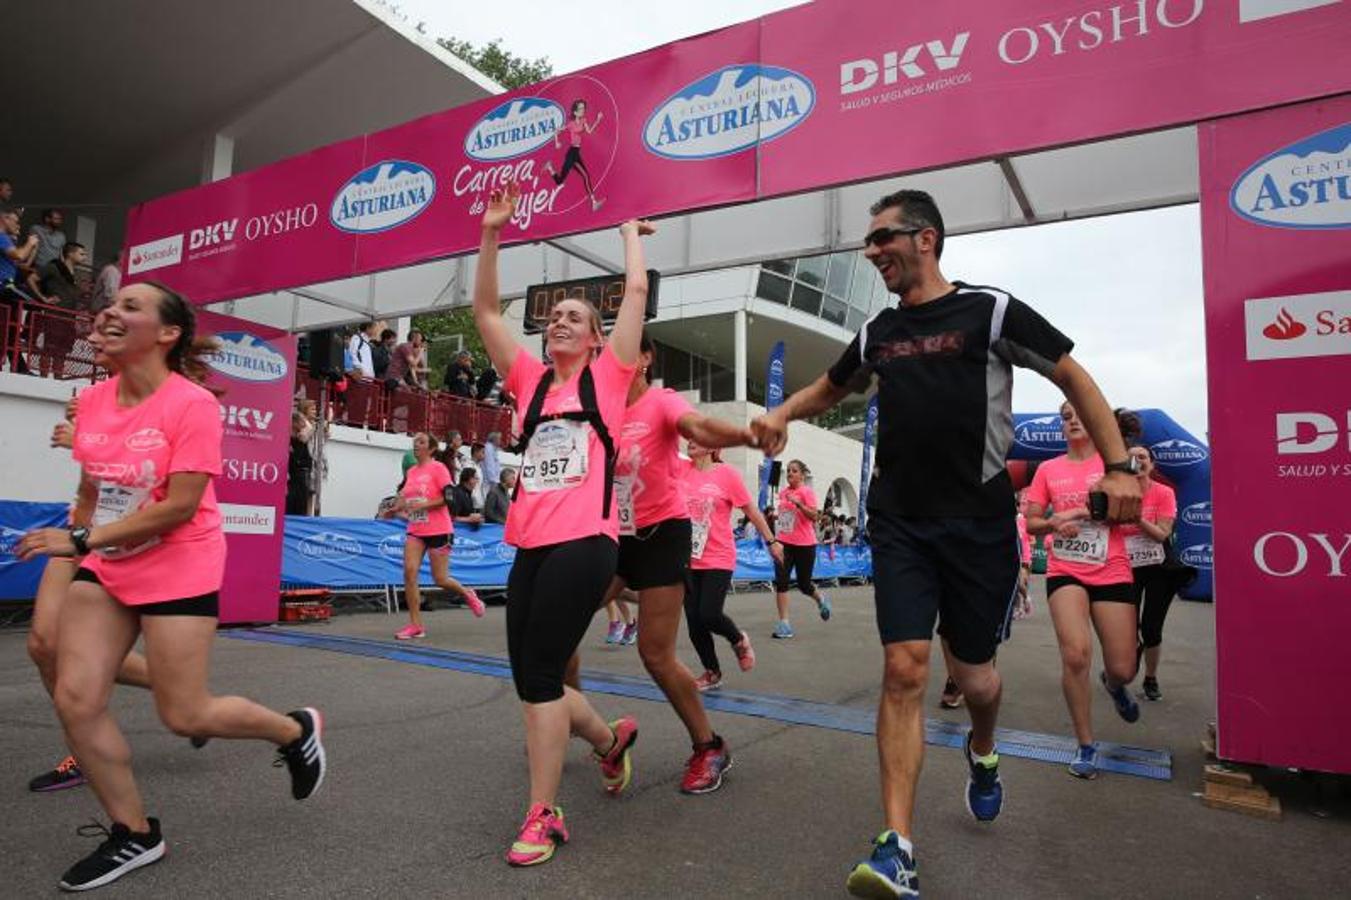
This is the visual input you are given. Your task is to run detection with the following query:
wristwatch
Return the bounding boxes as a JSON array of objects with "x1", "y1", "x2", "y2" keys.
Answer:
[
  {"x1": 1103, "y1": 457, "x2": 1141, "y2": 476},
  {"x1": 69, "y1": 526, "x2": 91, "y2": 556}
]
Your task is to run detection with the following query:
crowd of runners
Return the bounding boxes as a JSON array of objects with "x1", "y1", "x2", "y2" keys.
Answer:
[{"x1": 15, "y1": 186, "x2": 1194, "y2": 898}]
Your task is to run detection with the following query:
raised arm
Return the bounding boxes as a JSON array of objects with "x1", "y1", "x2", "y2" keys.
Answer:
[
  {"x1": 473, "y1": 183, "x2": 523, "y2": 379},
  {"x1": 608, "y1": 219, "x2": 655, "y2": 366}
]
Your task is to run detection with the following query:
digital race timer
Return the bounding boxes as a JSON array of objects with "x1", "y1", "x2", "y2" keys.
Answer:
[{"x1": 522, "y1": 270, "x2": 661, "y2": 334}]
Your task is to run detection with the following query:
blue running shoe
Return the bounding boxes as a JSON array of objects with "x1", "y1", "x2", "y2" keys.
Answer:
[
  {"x1": 1101, "y1": 671, "x2": 1140, "y2": 723},
  {"x1": 772, "y1": 620, "x2": 795, "y2": 640},
  {"x1": 1069, "y1": 743, "x2": 1098, "y2": 779},
  {"x1": 846, "y1": 831, "x2": 919, "y2": 899},
  {"x1": 818, "y1": 594, "x2": 832, "y2": 621},
  {"x1": 963, "y1": 732, "x2": 1003, "y2": 822}
]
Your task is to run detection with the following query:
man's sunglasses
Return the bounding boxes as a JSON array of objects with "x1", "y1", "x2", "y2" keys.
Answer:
[{"x1": 862, "y1": 226, "x2": 924, "y2": 249}]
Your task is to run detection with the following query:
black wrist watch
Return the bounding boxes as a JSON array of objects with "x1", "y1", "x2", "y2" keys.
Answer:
[
  {"x1": 69, "y1": 527, "x2": 91, "y2": 556},
  {"x1": 1103, "y1": 457, "x2": 1141, "y2": 476}
]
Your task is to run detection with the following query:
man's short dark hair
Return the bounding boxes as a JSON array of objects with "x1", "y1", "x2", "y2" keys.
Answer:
[
  {"x1": 459, "y1": 466, "x2": 478, "y2": 486},
  {"x1": 63, "y1": 242, "x2": 85, "y2": 258},
  {"x1": 41, "y1": 208, "x2": 60, "y2": 220},
  {"x1": 380, "y1": 328, "x2": 396, "y2": 341},
  {"x1": 869, "y1": 189, "x2": 946, "y2": 259}
]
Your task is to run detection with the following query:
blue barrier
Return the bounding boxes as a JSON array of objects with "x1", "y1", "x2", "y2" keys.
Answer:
[{"x1": 2, "y1": 500, "x2": 873, "y2": 599}]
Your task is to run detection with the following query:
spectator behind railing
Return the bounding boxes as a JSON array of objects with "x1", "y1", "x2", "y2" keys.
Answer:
[
  {"x1": 287, "y1": 410, "x2": 315, "y2": 515},
  {"x1": 444, "y1": 348, "x2": 476, "y2": 398},
  {"x1": 347, "y1": 319, "x2": 382, "y2": 379},
  {"x1": 483, "y1": 465, "x2": 515, "y2": 524},
  {"x1": 385, "y1": 328, "x2": 428, "y2": 390},
  {"x1": 445, "y1": 466, "x2": 483, "y2": 527},
  {"x1": 30, "y1": 208, "x2": 67, "y2": 269},
  {"x1": 373, "y1": 327, "x2": 395, "y2": 381},
  {"x1": 89, "y1": 250, "x2": 121, "y2": 312},
  {"x1": 481, "y1": 430, "x2": 502, "y2": 485}
]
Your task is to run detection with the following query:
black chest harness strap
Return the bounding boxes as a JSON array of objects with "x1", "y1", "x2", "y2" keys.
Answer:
[{"x1": 508, "y1": 365, "x2": 616, "y2": 518}]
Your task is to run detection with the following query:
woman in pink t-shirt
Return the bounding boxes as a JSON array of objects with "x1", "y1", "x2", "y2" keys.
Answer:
[
  {"x1": 544, "y1": 99, "x2": 605, "y2": 212},
  {"x1": 1025, "y1": 401, "x2": 1141, "y2": 779},
  {"x1": 596, "y1": 332, "x2": 759, "y2": 795},
  {"x1": 391, "y1": 432, "x2": 485, "y2": 640},
  {"x1": 18, "y1": 283, "x2": 325, "y2": 891},
  {"x1": 1120, "y1": 444, "x2": 1179, "y2": 701},
  {"x1": 473, "y1": 182, "x2": 646, "y2": 867},
  {"x1": 771, "y1": 460, "x2": 832, "y2": 639},
  {"x1": 682, "y1": 440, "x2": 781, "y2": 689}
]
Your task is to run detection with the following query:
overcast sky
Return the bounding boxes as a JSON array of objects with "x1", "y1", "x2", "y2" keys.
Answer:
[{"x1": 396, "y1": 0, "x2": 1209, "y2": 440}]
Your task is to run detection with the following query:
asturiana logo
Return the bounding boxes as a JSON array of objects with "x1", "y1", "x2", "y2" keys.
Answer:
[
  {"x1": 331, "y1": 160, "x2": 436, "y2": 234},
  {"x1": 378, "y1": 534, "x2": 405, "y2": 560},
  {"x1": 644, "y1": 64, "x2": 815, "y2": 160},
  {"x1": 1181, "y1": 544, "x2": 1214, "y2": 570},
  {"x1": 208, "y1": 332, "x2": 289, "y2": 383},
  {"x1": 1180, "y1": 502, "x2": 1213, "y2": 528},
  {"x1": 495, "y1": 542, "x2": 517, "y2": 563},
  {"x1": 1150, "y1": 438, "x2": 1209, "y2": 467},
  {"x1": 1230, "y1": 121, "x2": 1351, "y2": 230},
  {"x1": 298, "y1": 531, "x2": 362, "y2": 561},
  {"x1": 464, "y1": 97, "x2": 566, "y2": 162},
  {"x1": 1012, "y1": 415, "x2": 1067, "y2": 453},
  {"x1": 453, "y1": 535, "x2": 485, "y2": 562}
]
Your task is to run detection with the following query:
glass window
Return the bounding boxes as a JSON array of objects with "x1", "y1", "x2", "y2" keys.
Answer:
[
  {"x1": 826, "y1": 253, "x2": 854, "y2": 299},
  {"x1": 762, "y1": 258, "x2": 795, "y2": 278},
  {"x1": 846, "y1": 306, "x2": 867, "y2": 332},
  {"x1": 849, "y1": 255, "x2": 878, "y2": 309},
  {"x1": 821, "y1": 294, "x2": 848, "y2": 327},
  {"x1": 796, "y1": 254, "x2": 828, "y2": 289},
  {"x1": 660, "y1": 344, "x2": 692, "y2": 391},
  {"x1": 756, "y1": 271, "x2": 792, "y2": 306},
  {"x1": 709, "y1": 362, "x2": 735, "y2": 402},
  {"x1": 790, "y1": 282, "x2": 823, "y2": 316}
]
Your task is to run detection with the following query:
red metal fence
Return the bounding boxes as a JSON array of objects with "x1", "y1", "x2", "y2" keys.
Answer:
[{"x1": 0, "y1": 300, "x2": 512, "y2": 442}]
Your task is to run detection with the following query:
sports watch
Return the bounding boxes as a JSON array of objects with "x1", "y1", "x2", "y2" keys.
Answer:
[
  {"x1": 1103, "y1": 457, "x2": 1141, "y2": 476},
  {"x1": 69, "y1": 527, "x2": 91, "y2": 556}
]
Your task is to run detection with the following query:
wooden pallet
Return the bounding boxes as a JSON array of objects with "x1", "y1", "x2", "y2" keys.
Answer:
[{"x1": 1201, "y1": 763, "x2": 1282, "y2": 820}]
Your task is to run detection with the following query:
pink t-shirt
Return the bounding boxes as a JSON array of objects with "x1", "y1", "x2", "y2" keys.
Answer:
[
  {"x1": 1116, "y1": 480, "x2": 1178, "y2": 537},
  {"x1": 73, "y1": 372, "x2": 226, "y2": 605},
  {"x1": 502, "y1": 344, "x2": 635, "y2": 549},
  {"x1": 402, "y1": 460, "x2": 452, "y2": 537},
  {"x1": 615, "y1": 387, "x2": 694, "y2": 532},
  {"x1": 683, "y1": 461, "x2": 752, "y2": 571},
  {"x1": 1016, "y1": 513, "x2": 1032, "y2": 566},
  {"x1": 567, "y1": 119, "x2": 585, "y2": 147},
  {"x1": 1025, "y1": 454, "x2": 1131, "y2": 585},
  {"x1": 776, "y1": 485, "x2": 819, "y2": 547}
]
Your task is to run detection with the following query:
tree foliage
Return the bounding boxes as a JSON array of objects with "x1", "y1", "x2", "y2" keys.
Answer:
[
  {"x1": 412, "y1": 308, "x2": 486, "y2": 390},
  {"x1": 437, "y1": 37, "x2": 553, "y2": 90}
]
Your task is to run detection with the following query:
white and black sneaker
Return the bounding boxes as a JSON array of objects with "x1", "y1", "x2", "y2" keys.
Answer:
[
  {"x1": 275, "y1": 707, "x2": 326, "y2": 800},
  {"x1": 59, "y1": 818, "x2": 165, "y2": 891}
]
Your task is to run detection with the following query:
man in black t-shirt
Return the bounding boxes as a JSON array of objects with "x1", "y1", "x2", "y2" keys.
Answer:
[{"x1": 751, "y1": 190, "x2": 1140, "y2": 899}]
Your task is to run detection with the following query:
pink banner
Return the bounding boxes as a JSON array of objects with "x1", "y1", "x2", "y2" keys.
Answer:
[
  {"x1": 124, "y1": 0, "x2": 1351, "y2": 305},
  {"x1": 198, "y1": 310, "x2": 297, "y2": 624},
  {"x1": 1200, "y1": 94, "x2": 1351, "y2": 773}
]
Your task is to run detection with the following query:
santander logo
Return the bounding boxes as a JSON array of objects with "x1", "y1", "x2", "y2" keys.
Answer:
[{"x1": 1262, "y1": 308, "x2": 1308, "y2": 340}]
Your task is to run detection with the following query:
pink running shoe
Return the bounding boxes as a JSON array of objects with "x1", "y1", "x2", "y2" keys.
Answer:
[
  {"x1": 620, "y1": 621, "x2": 638, "y2": 645},
  {"x1": 596, "y1": 715, "x2": 639, "y2": 795},
  {"x1": 694, "y1": 670, "x2": 723, "y2": 692},
  {"x1": 733, "y1": 632, "x2": 756, "y2": 673},
  {"x1": 464, "y1": 589, "x2": 486, "y2": 618},
  {"x1": 605, "y1": 621, "x2": 625, "y2": 644},
  {"x1": 394, "y1": 624, "x2": 426, "y2": 640},
  {"x1": 505, "y1": 802, "x2": 569, "y2": 866}
]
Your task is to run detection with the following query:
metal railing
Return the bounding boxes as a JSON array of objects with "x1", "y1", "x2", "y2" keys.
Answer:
[{"x1": 0, "y1": 300, "x2": 513, "y2": 443}]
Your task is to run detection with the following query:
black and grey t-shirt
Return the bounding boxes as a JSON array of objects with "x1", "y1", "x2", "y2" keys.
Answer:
[{"x1": 827, "y1": 281, "x2": 1073, "y2": 518}]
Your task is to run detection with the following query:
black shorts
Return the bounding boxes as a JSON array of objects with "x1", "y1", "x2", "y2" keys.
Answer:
[
  {"x1": 773, "y1": 542, "x2": 817, "y2": 594},
  {"x1": 409, "y1": 532, "x2": 451, "y2": 551},
  {"x1": 1046, "y1": 575, "x2": 1136, "y2": 605},
  {"x1": 73, "y1": 567, "x2": 220, "y2": 617},
  {"x1": 869, "y1": 511, "x2": 1021, "y2": 665},
  {"x1": 616, "y1": 517, "x2": 691, "y2": 591}
]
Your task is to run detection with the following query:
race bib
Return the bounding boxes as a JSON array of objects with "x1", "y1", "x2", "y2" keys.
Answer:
[
  {"x1": 1126, "y1": 533, "x2": 1166, "y2": 568},
  {"x1": 691, "y1": 519, "x2": 711, "y2": 559},
  {"x1": 616, "y1": 479, "x2": 636, "y2": 536},
  {"x1": 777, "y1": 508, "x2": 797, "y2": 536},
  {"x1": 407, "y1": 504, "x2": 429, "y2": 525},
  {"x1": 521, "y1": 420, "x2": 590, "y2": 493},
  {"x1": 92, "y1": 481, "x2": 159, "y2": 559},
  {"x1": 1052, "y1": 522, "x2": 1108, "y2": 565}
]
